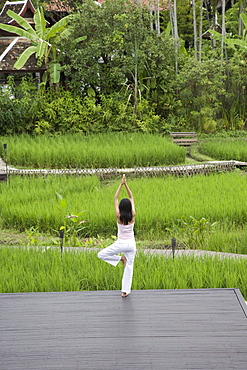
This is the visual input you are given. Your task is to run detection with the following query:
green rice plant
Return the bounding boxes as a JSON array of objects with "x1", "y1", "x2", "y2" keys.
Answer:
[
  {"x1": 0, "y1": 133, "x2": 185, "y2": 168},
  {"x1": 0, "y1": 172, "x2": 247, "y2": 249},
  {"x1": 199, "y1": 138, "x2": 247, "y2": 162},
  {"x1": 134, "y1": 252, "x2": 247, "y2": 298},
  {"x1": 206, "y1": 226, "x2": 247, "y2": 254},
  {"x1": 0, "y1": 247, "x2": 246, "y2": 300}
]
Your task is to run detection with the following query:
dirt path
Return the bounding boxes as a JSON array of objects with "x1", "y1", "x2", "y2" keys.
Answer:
[
  {"x1": 1, "y1": 158, "x2": 247, "y2": 177},
  {"x1": 29, "y1": 245, "x2": 247, "y2": 260},
  {"x1": 141, "y1": 248, "x2": 247, "y2": 259}
]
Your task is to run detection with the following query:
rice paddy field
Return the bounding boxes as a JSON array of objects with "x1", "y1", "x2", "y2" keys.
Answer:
[
  {"x1": 0, "y1": 172, "x2": 247, "y2": 254},
  {"x1": 199, "y1": 138, "x2": 247, "y2": 162},
  {"x1": 0, "y1": 133, "x2": 185, "y2": 168},
  {"x1": 1, "y1": 133, "x2": 247, "y2": 296},
  {"x1": 1, "y1": 247, "x2": 247, "y2": 300}
]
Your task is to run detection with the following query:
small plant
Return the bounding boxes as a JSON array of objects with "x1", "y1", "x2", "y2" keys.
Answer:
[
  {"x1": 25, "y1": 226, "x2": 40, "y2": 246},
  {"x1": 56, "y1": 192, "x2": 87, "y2": 247},
  {"x1": 167, "y1": 216, "x2": 218, "y2": 250}
]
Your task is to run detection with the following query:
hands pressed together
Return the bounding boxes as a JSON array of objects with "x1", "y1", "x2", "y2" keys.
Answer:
[{"x1": 121, "y1": 174, "x2": 126, "y2": 186}]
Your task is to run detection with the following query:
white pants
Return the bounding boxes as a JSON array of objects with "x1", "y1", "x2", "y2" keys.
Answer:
[{"x1": 98, "y1": 239, "x2": 136, "y2": 294}]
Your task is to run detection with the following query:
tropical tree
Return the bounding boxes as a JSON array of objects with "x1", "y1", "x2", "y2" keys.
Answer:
[
  {"x1": 61, "y1": 0, "x2": 178, "y2": 116},
  {"x1": 0, "y1": 7, "x2": 84, "y2": 84}
]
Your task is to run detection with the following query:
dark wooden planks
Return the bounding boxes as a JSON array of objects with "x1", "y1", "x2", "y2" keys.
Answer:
[
  {"x1": 0, "y1": 171, "x2": 7, "y2": 181},
  {"x1": 170, "y1": 132, "x2": 198, "y2": 146},
  {"x1": 0, "y1": 289, "x2": 247, "y2": 369}
]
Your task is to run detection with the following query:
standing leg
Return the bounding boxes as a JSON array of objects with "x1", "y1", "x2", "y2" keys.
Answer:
[{"x1": 121, "y1": 242, "x2": 136, "y2": 296}]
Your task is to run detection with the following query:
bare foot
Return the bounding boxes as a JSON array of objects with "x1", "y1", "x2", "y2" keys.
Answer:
[
  {"x1": 121, "y1": 256, "x2": 127, "y2": 268},
  {"x1": 121, "y1": 292, "x2": 130, "y2": 298}
]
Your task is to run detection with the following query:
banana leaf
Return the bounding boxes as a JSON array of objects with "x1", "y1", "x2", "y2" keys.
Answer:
[
  {"x1": 34, "y1": 7, "x2": 46, "y2": 38},
  {"x1": 225, "y1": 38, "x2": 247, "y2": 50},
  {"x1": 164, "y1": 21, "x2": 171, "y2": 36},
  {"x1": 36, "y1": 39, "x2": 48, "y2": 61},
  {"x1": 72, "y1": 36, "x2": 87, "y2": 45},
  {"x1": 211, "y1": 30, "x2": 247, "y2": 50},
  {"x1": 13, "y1": 45, "x2": 37, "y2": 69},
  {"x1": 0, "y1": 23, "x2": 38, "y2": 41},
  {"x1": 59, "y1": 27, "x2": 75, "y2": 41},
  {"x1": 6, "y1": 9, "x2": 37, "y2": 37},
  {"x1": 49, "y1": 62, "x2": 61, "y2": 84},
  {"x1": 45, "y1": 16, "x2": 70, "y2": 39},
  {"x1": 241, "y1": 12, "x2": 247, "y2": 30},
  {"x1": 209, "y1": 29, "x2": 222, "y2": 41}
]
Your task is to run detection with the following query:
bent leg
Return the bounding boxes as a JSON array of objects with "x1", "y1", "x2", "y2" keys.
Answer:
[{"x1": 97, "y1": 241, "x2": 122, "y2": 267}]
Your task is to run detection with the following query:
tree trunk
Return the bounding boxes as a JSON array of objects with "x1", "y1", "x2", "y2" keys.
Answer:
[
  {"x1": 173, "y1": 0, "x2": 179, "y2": 73},
  {"x1": 168, "y1": 0, "x2": 175, "y2": 38},
  {"x1": 221, "y1": 0, "x2": 226, "y2": 63},
  {"x1": 173, "y1": 0, "x2": 179, "y2": 42},
  {"x1": 155, "y1": 0, "x2": 160, "y2": 35},
  {"x1": 198, "y1": 0, "x2": 203, "y2": 62},
  {"x1": 238, "y1": 0, "x2": 244, "y2": 36},
  {"x1": 133, "y1": 37, "x2": 139, "y2": 116},
  {"x1": 192, "y1": 0, "x2": 198, "y2": 59},
  {"x1": 149, "y1": 0, "x2": 153, "y2": 31},
  {"x1": 168, "y1": 0, "x2": 179, "y2": 73},
  {"x1": 212, "y1": 12, "x2": 217, "y2": 48}
]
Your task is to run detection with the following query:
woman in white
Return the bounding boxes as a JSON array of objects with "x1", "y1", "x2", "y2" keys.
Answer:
[{"x1": 98, "y1": 174, "x2": 136, "y2": 298}]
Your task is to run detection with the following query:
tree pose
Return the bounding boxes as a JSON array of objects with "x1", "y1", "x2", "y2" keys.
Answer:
[{"x1": 98, "y1": 174, "x2": 136, "y2": 298}]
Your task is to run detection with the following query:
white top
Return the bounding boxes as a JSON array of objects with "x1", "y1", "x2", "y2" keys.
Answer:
[{"x1": 117, "y1": 222, "x2": 135, "y2": 240}]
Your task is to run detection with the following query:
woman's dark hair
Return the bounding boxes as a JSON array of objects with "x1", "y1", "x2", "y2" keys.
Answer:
[{"x1": 119, "y1": 198, "x2": 133, "y2": 225}]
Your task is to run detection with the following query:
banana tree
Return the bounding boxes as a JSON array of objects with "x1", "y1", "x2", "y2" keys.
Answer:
[
  {"x1": 0, "y1": 7, "x2": 85, "y2": 84},
  {"x1": 211, "y1": 12, "x2": 247, "y2": 51},
  {"x1": 225, "y1": 12, "x2": 247, "y2": 51}
]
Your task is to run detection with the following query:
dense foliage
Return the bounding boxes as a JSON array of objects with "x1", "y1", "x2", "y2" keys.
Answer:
[
  {"x1": 0, "y1": 78, "x2": 167, "y2": 134},
  {"x1": 1, "y1": 0, "x2": 247, "y2": 135}
]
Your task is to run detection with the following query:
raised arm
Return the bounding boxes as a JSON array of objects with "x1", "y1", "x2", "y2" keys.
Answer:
[
  {"x1": 114, "y1": 174, "x2": 135, "y2": 217},
  {"x1": 122, "y1": 174, "x2": 135, "y2": 216},
  {"x1": 114, "y1": 180, "x2": 123, "y2": 217}
]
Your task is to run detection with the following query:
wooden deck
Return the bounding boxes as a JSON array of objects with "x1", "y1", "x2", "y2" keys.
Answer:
[{"x1": 1, "y1": 288, "x2": 247, "y2": 369}]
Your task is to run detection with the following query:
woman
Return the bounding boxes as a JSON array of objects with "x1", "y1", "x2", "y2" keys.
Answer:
[{"x1": 98, "y1": 174, "x2": 136, "y2": 298}]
